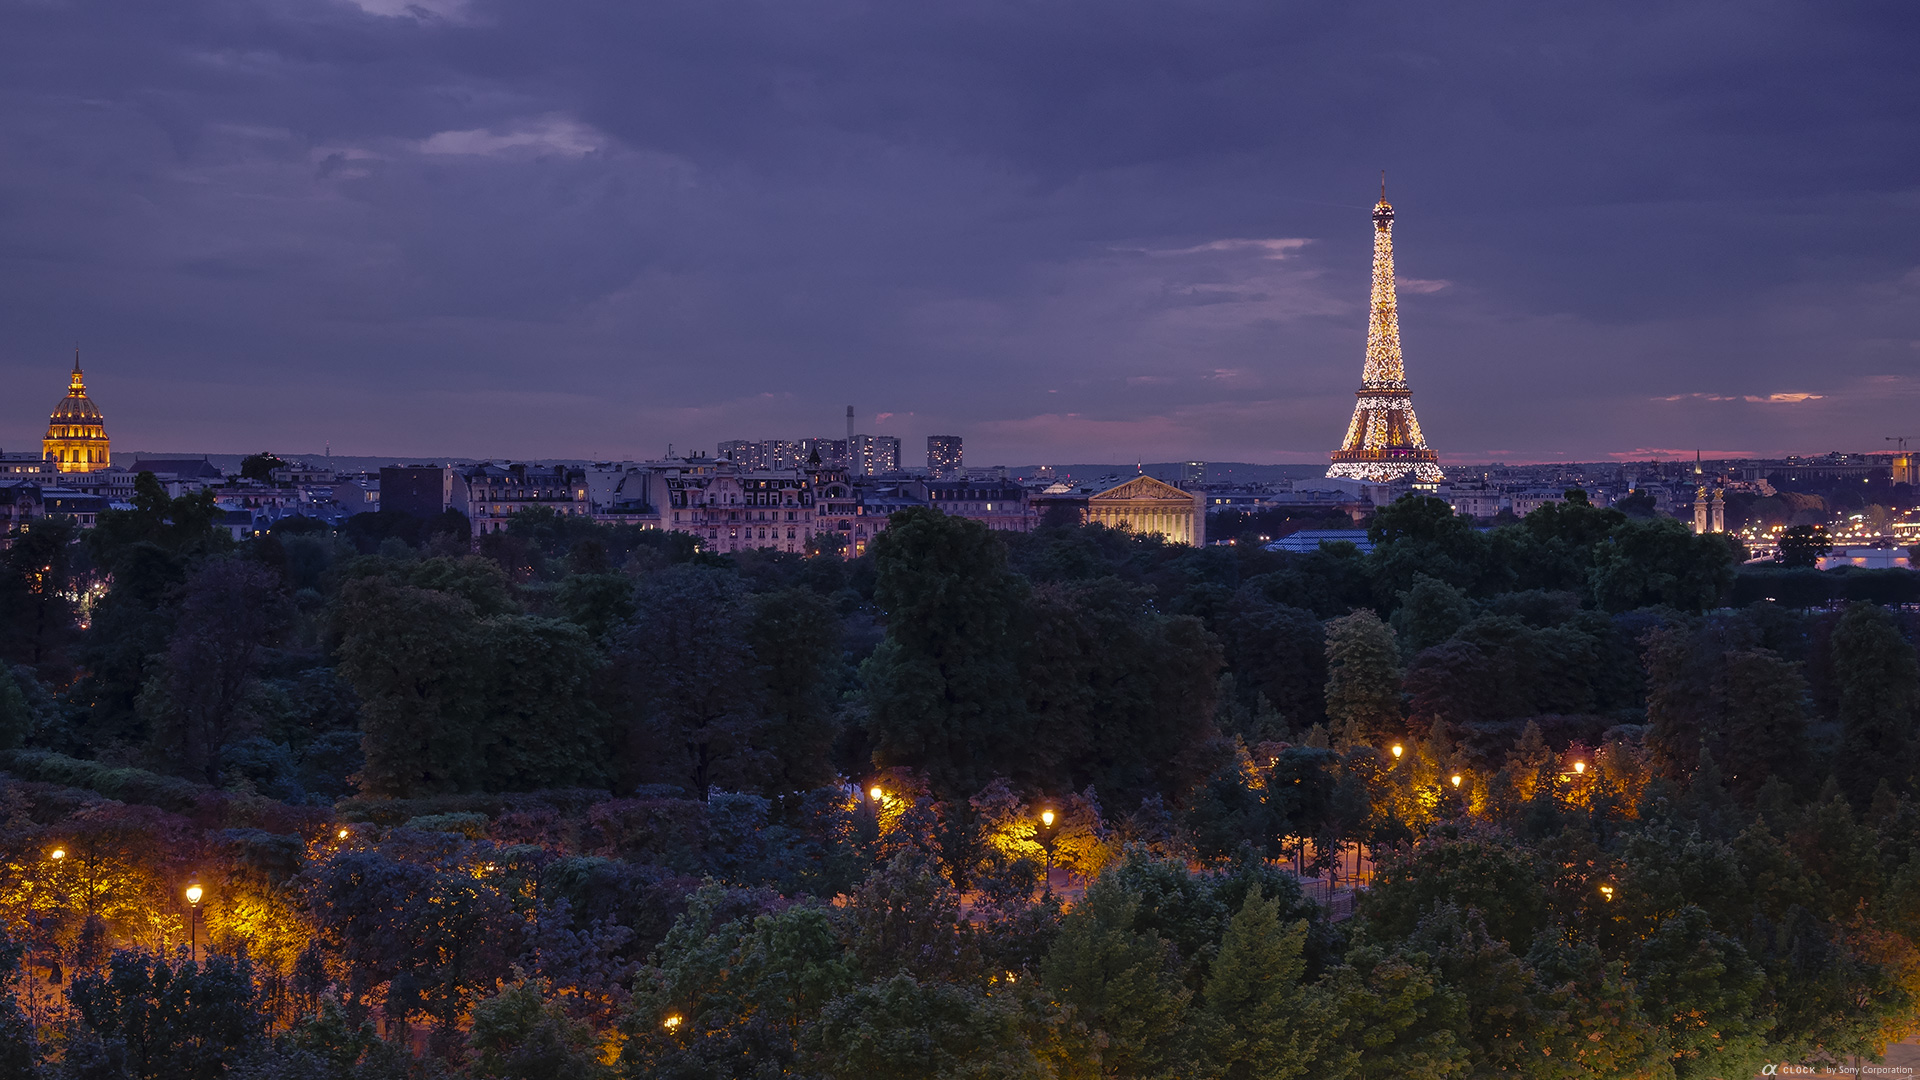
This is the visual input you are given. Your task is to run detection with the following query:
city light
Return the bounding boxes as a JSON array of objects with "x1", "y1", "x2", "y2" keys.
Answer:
[
  {"x1": 186, "y1": 884, "x2": 203, "y2": 906},
  {"x1": 338, "y1": 829, "x2": 349, "y2": 839},
  {"x1": 1391, "y1": 744, "x2": 1403, "y2": 759},
  {"x1": 1040, "y1": 809, "x2": 1055, "y2": 827},
  {"x1": 868, "y1": 786, "x2": 884, "y2": 801},
  {"x1": 1450, "y1": 774, "x2": 1462, "y2": 788},
  {"x1": 664, "y1": 1015, "x2": 683, "y2": 1030},
  {"x1": 1573, "y1": 761, "x2": 1586, "y2": 775},
  {"x1": 49, "y1": 848, "x2": 64, "y2": 860},
  {"x1": 1599, "y1": 884, "x2": 1616, "y2": 902}
]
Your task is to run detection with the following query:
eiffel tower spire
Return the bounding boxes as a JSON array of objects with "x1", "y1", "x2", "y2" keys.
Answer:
[{"x1": 1327, "y1": 180, "x2": 1444, "y2": 484}]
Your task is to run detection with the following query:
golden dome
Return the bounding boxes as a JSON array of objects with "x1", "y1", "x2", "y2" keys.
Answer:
[{"x1": 44, "y1": 354, "x2": 110, "y2": 473}]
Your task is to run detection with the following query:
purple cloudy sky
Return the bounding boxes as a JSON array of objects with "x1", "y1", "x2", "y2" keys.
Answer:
[{"x1": 1, "y1": 0, "x2": 1916, "y2": 466}]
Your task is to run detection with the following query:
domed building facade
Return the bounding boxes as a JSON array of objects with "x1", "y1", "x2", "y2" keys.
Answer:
[{"x1": 44, "y1": 355, "x2": 110, "y2": 473}]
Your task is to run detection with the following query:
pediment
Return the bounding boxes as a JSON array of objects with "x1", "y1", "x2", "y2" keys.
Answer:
[{"x1": 1090, "y1": 476, "x2": 1191, "y2": 502}]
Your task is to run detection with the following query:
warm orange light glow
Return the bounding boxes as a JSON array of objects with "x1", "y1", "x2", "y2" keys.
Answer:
[
  {"x1": 1450, "y1": 774, "x2": 1462, "y2": 788},
  {"x1": 49, "y1": 848, "x2": 65, "y2": 860},
  {"x1": 338, "y1": 829, "x2": 350, "y2": 839},
  {"x1": 1599, "y1": 884, "x2": 1615, "y2": 901},
  {"x1": 1573, "y1": 761, "x2": 1586, "y2": 775},
  {"x1": 185, "y1": 884, "x2": 204, "y2": 906},
  {"x1": 1041, "y1": 810, "x2": 1055, "y2": 827},
  {"x1": 664, "y1": 1014, "x2": 683, "y2": 1030},
  {"x1": 1390, "y1": 744, "x2": 1404, "y2": 759},
  {"x1": 868, "y1": 786, "x2": 884, "y2": 801}
]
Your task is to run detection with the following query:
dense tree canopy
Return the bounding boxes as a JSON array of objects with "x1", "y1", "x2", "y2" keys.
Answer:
[{"x1": 0, "y1": 489, "x2": 1916, "y2": 1077}]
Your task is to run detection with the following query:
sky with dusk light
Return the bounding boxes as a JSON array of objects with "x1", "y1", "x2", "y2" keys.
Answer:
[{"x1": 1, "y1": 0, "x2": 1917, "y2": 466}]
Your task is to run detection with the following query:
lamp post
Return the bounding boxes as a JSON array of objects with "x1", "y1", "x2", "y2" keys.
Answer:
[
  {"x1": 1037, "y1": 809, "x2": 1057, "y2": 899},
  {"x1": 185, "y1": 884, "x2": 203, "y2": 965}
]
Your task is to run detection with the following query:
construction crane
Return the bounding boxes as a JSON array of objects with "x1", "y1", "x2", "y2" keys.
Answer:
[{"x1": 1890, "y1": 436, "x2": 1918, "y2": 452}]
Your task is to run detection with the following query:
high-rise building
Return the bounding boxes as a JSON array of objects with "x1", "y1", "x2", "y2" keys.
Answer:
[
  {"x1": 928, "y1": 435, "x2": 963, "y2": 479},
  {"x1": 1181, "y1": 461, "x2": 1207, "y2": 487},
  {"x1": 849, "y1": 434, "x2": 901, "y2": 477},
  {"x1": 44, "y1": 353, "x2": 110, "y2": 473},
  {"x1": 1327, "y1": 180, "x2": 1444, "y2": 485}
]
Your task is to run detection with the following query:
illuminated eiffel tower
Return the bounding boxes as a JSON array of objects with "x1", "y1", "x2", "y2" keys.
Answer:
[{"x1": 1327, "y1": 178, "x2": 1444, "y2": 485}]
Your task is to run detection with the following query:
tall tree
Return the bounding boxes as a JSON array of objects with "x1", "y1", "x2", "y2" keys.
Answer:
[
  {"x1": 1038, "y1": 878, "x2": 1191, "y2": 1080},
  {"x1": 333, "y1": 575, "x2": 488, "y2": 797},
  {"x1": 1194, "y1": 889, "x2": 1325, "y2": 1080},
  {"x1": 1832, "y1": 603, "x2": 1920, "y2": 803},
  {"x1": 747, "y1": 587, "x2": 845, "y2": 792},
  {"x1": 1324, "y1": 610, "x2": 1402, "y2": 745},
  {"x1": 612, "y1": 565, "x2": 762, "y2": 794},
  {"x1": 1022, "y1": 579, "x2": 1222, "y2": 805},
  {"x1": 140, "y1": 557, "x2": 292, "y2": 784},
  {"x1": 863, "y1": 508, "x2": 1029, "y2": 797}
]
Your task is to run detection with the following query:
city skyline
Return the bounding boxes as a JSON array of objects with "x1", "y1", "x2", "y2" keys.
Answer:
[{"x1": 1, "y1": 1, "x2": 1916, "y2": 466}]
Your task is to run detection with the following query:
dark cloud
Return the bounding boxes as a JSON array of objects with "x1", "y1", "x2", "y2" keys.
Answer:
[{"x1": 0, "y1": 0, "x2": 1915, "y2": 463}]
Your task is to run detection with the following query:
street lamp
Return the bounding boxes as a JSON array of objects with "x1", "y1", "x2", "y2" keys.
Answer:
[
  {"x1": 1037, "y1": 809, "x2": 1058, "y2": 900},
  {"x1": 49, "y1": 848, "x2": 64, "y2": 861},
  {"x1": 1572, "y1": 761, "x2": 1586, "y2": 775},
  {"x1": 185, "y1": 884, "x2": 204, "y2": 964},
  {"x1": 1390, "y1": 744, "x2": 1403, "y2": 760},
  {"x1": 868, "y1": 786, "x2": 884, "y2": 802},
  {"x1": 1598, "y1": 884, "x2": 1615, "y2": 902},
  {"x1": 1450, "y1": 774, "x2": 1463, "y2": 788}
]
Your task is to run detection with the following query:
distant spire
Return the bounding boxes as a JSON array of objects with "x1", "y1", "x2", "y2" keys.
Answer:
[{"x1": 1380, "y1": 170, "x2": 1386, "y2": 203}]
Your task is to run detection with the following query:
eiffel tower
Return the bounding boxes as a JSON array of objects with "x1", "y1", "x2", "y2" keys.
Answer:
[{"x1": 1327, "y1": 178, "x2": 1444, "y2": 484}]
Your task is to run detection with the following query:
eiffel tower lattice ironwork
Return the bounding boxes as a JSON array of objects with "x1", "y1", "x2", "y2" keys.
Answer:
[{"x1": 1327, "y1": 178, "x2": 1444, "y2": 484}]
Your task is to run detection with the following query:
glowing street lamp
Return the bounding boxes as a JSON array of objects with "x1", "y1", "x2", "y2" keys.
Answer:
[
  {"x1": 49, "y1": 848, "x2": 65, "y2": 861},
  {"x1": 1390, "y1": 744, "x2": 1404, "y2": 760},
  {"x1": 663, "y1": 1014, "x2": 683, "y2": 1031},
  {"x1": 1598, "y1": 884, "x2": 1615, "y2": 902},
  {"x1": 337, "y1": 829, "x2": 350, "y2": 840},
  {"x1": 1572, "y1": 761, "x2": 1586, "y2": 775},
  {"x1": 868, "y1": 786, "x2": 884, "y2": 802},
  {"x1": 185, "y1": 883, "x2": 205, "y2": 964},
  {"x1": 1037, "y1": 808, "x2": 1059, "y2": 899},
  {"x1": 1450, "y1": 774, "x2": 1463, "y2": 788}
]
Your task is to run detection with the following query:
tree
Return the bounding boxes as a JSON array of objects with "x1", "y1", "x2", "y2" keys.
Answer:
[
  {"x1": 333, "y1": 575, "x2": 488, "y2": 797},
  {"x1": 1629, "y1": 906, "x2": 1771, "y2": 1080},
  {"x1": 612, "y1": 565, "x2": 763, "y2": 794},
  {"x1": 1778, "y1": 524, "x2": 1833, "y2": 569},
  {"x1": 1590, "y1": 517, "x2": 1740, "y2": 613},
  {"x1": 140, "y1": 558, "x2": 292, "y2": 784},
  {"x1": 0, "y1": 515, "x2": 79, "y2": 670},
  {"x1": 814, "y1": 974, "x2": 1045, "y2": 1080},
  {"x1": 1037, "y1": 877, "x2": 1191, "y2": 1080},
  {"x1": 66, "y1": 950, "x2": 264, "y2": 1080},
  {"x1": 0, "y1": 925, "x2": 39, "y2": 1079},
  {"x1": 1022, "y1": 579, "x2": 1222, "y2": 806},
  {"x1": 1324, "y1": 610, "x2": 1402, "y2": 744},
  {"x1": 863, "y1": 508, "x2": 1029, "y2": 797},
  {"x1": 1832, "y1": 603, "x2": 1920, "y2": 804},
  {"x1": 0, "y1": 665, "x2": 32, "y2": 751},
  {"x1": 1193, "y1": 889, "x2": 1325, "y2": 1080},
  {"x1": 1389, "y1": 575, "x2": 1474, "y2": 659},
  {"x1": 239, "y1": 453, "x2": 288, "y2": 483},
  {"x1": 748, "y1": 587, "x2": 845, "y2": 792},
  {"x1": 479, "y1": 615, "x2": 608, "y2": 791},
  {"x1": 468, "y1": 974, "x2": 609, "y2": 1080}
]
